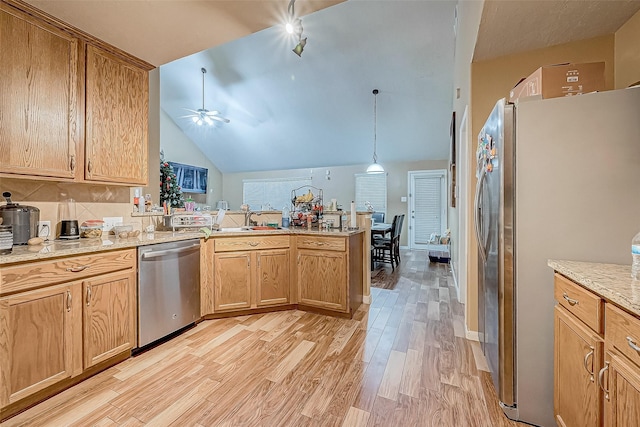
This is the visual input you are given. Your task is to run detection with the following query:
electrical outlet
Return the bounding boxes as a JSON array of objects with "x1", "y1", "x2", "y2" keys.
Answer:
[
  {"x1": 37, "y1": 220, "x2": 52, "y2": 240},
  {"x1": 102, "y1": 217, "x2": 123, "y2": 233}
]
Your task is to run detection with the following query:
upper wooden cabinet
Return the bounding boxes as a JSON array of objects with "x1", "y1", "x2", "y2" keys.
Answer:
[
  {"x1": 85, "y1": 45, "x2": 149, "y2": 185},
  {"x1": 0, "y1": 4, "x2": 81, "y2": 180},
  {"x1": 0, "y1": 1, "x2": 152, "y2": 185}
]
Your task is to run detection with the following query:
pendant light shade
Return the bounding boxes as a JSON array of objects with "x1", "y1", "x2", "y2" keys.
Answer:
[{"x1": 367, "y1": 89, "x2": 384, "y2": 173}]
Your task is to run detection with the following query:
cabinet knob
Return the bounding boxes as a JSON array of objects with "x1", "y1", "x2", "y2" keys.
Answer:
[
  {"x1": 70, "y1": 155, "x2": 76, "y2": 171},
  {"x1": 86, "y1": 287, "x2": 92, "y2": 306},
  {"x1": 87, "y1": 160, "x2": 92, "y2": 173},
  {"x1": 66, "y1": 290, "x2": 72, "y2": 312}
]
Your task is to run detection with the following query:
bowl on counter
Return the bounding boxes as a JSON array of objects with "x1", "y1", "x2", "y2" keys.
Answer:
[{"x1": 80, "y1": 220, "x2": 104, "y2": 238}]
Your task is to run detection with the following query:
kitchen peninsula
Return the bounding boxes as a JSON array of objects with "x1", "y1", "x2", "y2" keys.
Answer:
[{"x1": 0, "y1": 227, "x2": 364, "y2": 421}]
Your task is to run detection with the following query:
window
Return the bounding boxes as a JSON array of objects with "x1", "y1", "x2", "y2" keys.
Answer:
[
  {"x1": 243, "y1": 177, "x2": 312, "y2": 210},
  {"x1": 355, "y1": 173, "x2": 387, "y2": 215}
]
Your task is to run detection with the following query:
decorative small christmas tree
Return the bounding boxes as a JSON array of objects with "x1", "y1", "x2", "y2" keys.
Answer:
[{"x1": 159, "y1": 151, "x2": 184, "y2": 208}]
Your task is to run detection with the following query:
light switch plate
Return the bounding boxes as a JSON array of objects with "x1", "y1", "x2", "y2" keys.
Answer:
[
  {"x1": 102, "y1": 216, "x2": 123, "y2": 232},
  {"x1": 401, "y1": 196, "x2": 407, "y2": 202}
]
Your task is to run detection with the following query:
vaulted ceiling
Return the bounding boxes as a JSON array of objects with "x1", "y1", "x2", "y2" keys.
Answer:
[{"x1": 24, "y1": 0, "x2": 640, "y2": 173}]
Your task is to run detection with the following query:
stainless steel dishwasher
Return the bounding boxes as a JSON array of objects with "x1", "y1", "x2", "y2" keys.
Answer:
[{"x1": 137, "y1": 239, "x2": 201, "y2": 348}]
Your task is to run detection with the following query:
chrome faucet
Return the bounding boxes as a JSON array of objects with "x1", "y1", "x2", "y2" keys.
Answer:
[{"x1": 241, "y1": 204, "x2": 262, "y2": 227}]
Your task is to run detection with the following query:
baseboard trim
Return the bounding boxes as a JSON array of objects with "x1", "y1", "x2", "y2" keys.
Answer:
[
  {"x1": 465, "y1": 327, "x2": 479, "y2": 341},
  {"x1": 450, "y1": 261, "x2": 460, "y2": 302},
  {"x1": 363, "y1": 294, "x2": 372, "y2": 304}
]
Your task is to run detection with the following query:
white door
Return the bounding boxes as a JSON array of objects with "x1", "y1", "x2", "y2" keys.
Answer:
[{"x1": 408, "y1": 170, "x2": 447, "y2": 250}]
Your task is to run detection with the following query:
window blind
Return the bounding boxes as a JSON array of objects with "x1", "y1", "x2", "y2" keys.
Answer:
[
  {"x1": 413, "y1": 175, "x2": 443, "y2": 244},
  {"x1": 242, "y1": 177, "x2": 312, "y2": 210},
  {"x1": 355, "y1": 173, "x2": 387, "y2": 215}
]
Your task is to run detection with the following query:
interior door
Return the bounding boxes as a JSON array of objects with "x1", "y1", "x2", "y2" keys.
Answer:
[{"x1": 408, "y1": 170, "x2": 447, "y2": 250}]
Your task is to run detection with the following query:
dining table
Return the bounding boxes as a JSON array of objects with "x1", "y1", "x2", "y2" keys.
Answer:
[{"x1": 371, "y1": 222, "x2": 392, "y2": 239}]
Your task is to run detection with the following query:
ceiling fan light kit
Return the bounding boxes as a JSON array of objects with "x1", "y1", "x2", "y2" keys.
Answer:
[
  {"x1": 287, "y1": 0, "x2": 307, "y2": 57},
  {"x1": 182, "y1": 67, "x2": 229, "y2": 126},
  {"x1": 367, "y1": 89, "x2": 384, "y2": 174}
]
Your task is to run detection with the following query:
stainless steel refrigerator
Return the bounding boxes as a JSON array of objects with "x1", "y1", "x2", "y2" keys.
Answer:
[{"x1": 475, "y1": 87, "x2": 640, "y2": 426}]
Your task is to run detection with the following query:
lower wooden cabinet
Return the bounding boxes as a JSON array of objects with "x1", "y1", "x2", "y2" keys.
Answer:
[
  {"x1": 83, "y1": 270, "x2": 136, "y2": 368},
  {"x1": 0, "y1": 282, "x2": 81, "y2": 407},
  {"x1": 297, "y1": 250, "x2": 347, "y2": 312},
  {"x1": 554, "y1": 305, "x2": 603, "y2": 427},
  {"x1": 552, "y1": 272, "x2": 640, "y2": 427},
  {"x1": 256, "y1": 249, "x2": 290, "y2": 307},
  {"x1": 0, "y1": 249, "x2": 136, "y2": 419},
  {"x1": 214, "y1": 252, "x2": 252, "y2": 312},
  {"x1": 213, "y1": 247, "x2": 291, "y2": 312},
  {"x1": 602, "y1": 351, "x2": 640, "y2": 427}
]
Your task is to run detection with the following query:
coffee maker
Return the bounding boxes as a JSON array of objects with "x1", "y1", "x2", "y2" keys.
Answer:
[{"x1": 58, "y1": 199, "x2": 79, "y2": 240}]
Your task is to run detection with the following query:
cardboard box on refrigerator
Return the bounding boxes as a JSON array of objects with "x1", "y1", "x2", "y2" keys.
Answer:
[{"x1": 509, "y1": 62, "x2": 605, "y2": 102}]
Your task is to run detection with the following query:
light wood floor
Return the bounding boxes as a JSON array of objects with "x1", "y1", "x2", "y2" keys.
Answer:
[{"x1": 5, "y1": 250, "x2": 522, "y2": 427}]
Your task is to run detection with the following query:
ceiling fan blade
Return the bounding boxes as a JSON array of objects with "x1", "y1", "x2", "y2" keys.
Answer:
[
  {"x1": 182, "y1": 108, "x2": 200, "y2": 114},
  {"x1": 210, "y1": 115, "x2": 230, "y2": 123},
  {"x1": 179, "y1": 114, "x2": 197, "y2": 118},
  {"x1": 206, "y1": 110, "x2": 220, "y2": 116}
]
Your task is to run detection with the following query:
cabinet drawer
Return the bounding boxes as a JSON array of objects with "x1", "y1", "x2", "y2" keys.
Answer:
[
  {"x1": 1, "y1": 249, "x2": 136, "y2": 295},
  {"x1": 606, "y1": 304, "x2": 640, "y2": 370},
  {"x1": 554, "y1": 273, "x2": 603, "y2": 333},
  {"x1": 214, "y1": 235, "x2": 289, "y2": 252},
  {"x1": 296, "y1": 236, "x2": 346, "y2": 252}
]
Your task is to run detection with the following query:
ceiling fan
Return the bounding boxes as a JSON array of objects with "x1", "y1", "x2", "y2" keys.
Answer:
[{"x1": 182, "y1": 67, "x2": 230, "y2": 125}]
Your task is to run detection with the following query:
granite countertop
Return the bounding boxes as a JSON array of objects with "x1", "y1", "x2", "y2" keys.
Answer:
[
  {"x1": 0, "y1": 228, "x2": 364, "y2": 265},
  {"x1": 548, "y1": 259, "x2": 640, "y2": 317}
]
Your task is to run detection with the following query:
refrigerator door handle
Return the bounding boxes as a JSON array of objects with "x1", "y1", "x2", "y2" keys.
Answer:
[{"x1": 474, "y1": 167, "x2": 488, "y2": 262}]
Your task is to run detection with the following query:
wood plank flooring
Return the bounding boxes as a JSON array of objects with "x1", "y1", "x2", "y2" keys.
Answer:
[{"x1": 4, "y1": 250, "x2": 523, "y2": 426}]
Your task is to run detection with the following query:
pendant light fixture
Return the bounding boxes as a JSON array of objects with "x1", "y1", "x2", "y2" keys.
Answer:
[{"x1": 366, "y1": 89, "x2": 384, "y2": 173}]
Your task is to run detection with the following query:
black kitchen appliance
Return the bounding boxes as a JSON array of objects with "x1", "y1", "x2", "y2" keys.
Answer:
[{"x1": 0, "y1": 192, "x2": 40, "y2": 245}]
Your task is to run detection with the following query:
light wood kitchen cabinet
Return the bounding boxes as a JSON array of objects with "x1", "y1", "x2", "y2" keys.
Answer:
[
  {"x1": 553, "y1": 272, "x2": 640, "y2": 427},
  {"x1": 212, "y1": 236, "x2": 291, "y2": 313},
  {"x1": 601, "y1": 304, "x2": 640, "y2": 426},
  {"x1": 0, "y1": 1, "x2": 151, "y2": 185},
  {"x1": 554, "y1": 305, "x2": 603, "y2": 427},
  {"x1": 256, "y1": 249, "x2": 290, "y2": 307},
  {"x1": 0, "y1": 3, "x2": 81, "y2": 181},
  {"x1": 83, "y1": 270, "x2": 136, "y2": 368},
  {"x1": 0, "y1": 249, "x2": 136, "y2": 420},
  {"x1": 0, "y1": 282, "x2": 82, "y2": 408},
  {"x1": 85, "y1": 44, "x2": 149, "y2": 185},
  {"x1": 213, "y1": 252, "x2": 252, "y2": 312},
  {"x1": 297, "y1": 249, "x2": 347, "y2": 312}
]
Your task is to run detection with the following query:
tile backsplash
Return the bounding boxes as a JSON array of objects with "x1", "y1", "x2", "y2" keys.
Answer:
[{"x1": 0, "y1": 178, "x2": 151, "y2": 232}]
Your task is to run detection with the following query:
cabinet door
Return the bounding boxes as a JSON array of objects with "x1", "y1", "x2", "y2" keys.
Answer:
[
  {"x1": 0, "y1": 4, "x2": 80, "y2": 180},
  {"x1": 554, "y1": 306, "x2": 603, "y2": 427},
  {"x1": 603, "y1": 351, "x2": 640, "y2": 427},
  {"x1": 0, "y1": 283, "x2": 80, "y2": 406},
  {"x1": 83, "y1": 270, "x2": 136, "y2": 368},
  {"x1": 85, "y1": 44, "x2": 148, "y2": 185},
  {"x1": 297, "y1": 250, "x2": 347, "y2": 312},
  {"x1": 256, "y1": 249, "x2": 290, "y2": 307},
  {"x1": 214, "y1": 252, "x2": 252, "y2": 312}
]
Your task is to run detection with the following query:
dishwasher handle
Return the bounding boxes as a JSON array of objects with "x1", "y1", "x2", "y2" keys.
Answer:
[{"x1": 141, "y1": 243, "x2": 200, "y2": 259}]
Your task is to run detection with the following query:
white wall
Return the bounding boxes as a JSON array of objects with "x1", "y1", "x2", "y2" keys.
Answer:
[
  {"x1": 159, "y1": 109, "x2": 223, "y2": 208},
  {"x1": 223, "y1": 159, "x2": 448, "y2": 246}
]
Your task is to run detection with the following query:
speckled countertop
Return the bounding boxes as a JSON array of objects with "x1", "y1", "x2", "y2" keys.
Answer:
[
  {"x1": 0, "y1": 228, "x2": 364, "y2": 265},
  {"x1": 548, "y1": 259, "x2": 640, "y2": 316}
]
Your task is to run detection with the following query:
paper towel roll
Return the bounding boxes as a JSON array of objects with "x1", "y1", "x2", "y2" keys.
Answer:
[{"x1": 350, "y1": 201, "x2": 356, "y2": 229}]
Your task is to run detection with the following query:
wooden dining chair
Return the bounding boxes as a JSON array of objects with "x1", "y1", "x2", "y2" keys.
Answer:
[{"x1": 372, "y1": 214, "x2": 400, "y2": 270}]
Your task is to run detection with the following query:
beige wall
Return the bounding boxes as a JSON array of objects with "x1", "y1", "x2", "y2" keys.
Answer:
[
  {"x1": 222, "y1": 159, "x2": 448, "y2": 247},
  {"x1": 615, "y1": 9, "x2": 640, "y2": 89},
  {"x1": 159, "y1": 110, "x2": 223, "y2": 209}
]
